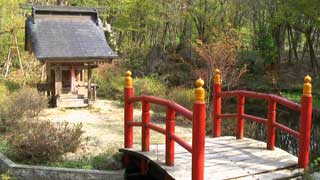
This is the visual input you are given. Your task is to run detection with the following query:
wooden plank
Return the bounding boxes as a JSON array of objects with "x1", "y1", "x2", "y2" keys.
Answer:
[
  {"x1": 236, "y1": 168, "x2": 304, "y2": 180},
  {"x1": 120, "y1": 136, "x2": 300, "y2": 180}
]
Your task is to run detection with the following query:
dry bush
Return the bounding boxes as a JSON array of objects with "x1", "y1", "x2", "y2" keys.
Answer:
[
  {"x1": 7, "y1": 88, "x2": 47, "y2": 119},
  {"x1": 133, "y1": 77, "x2": 167, "y2": 112},
  {"x1": 133, "y1": 77, "x2": 167, "y2": 97},
  {"x1": 195, "y1": 27, "x2": 247, "y2": 93},
  {"x1": 167, "y1": 87, "x2": 194, "y2": 110},
  {"x1": 0, "y1": 87, "x2": 47, "y2": 131},
  {"x1": 8, "y1": 120, "x2": 83, "y2": 163}
]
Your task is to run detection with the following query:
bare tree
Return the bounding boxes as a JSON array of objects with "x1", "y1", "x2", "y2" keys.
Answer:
[{"x1": 57, "y1": 0, "x2": 65, "y2": 5}]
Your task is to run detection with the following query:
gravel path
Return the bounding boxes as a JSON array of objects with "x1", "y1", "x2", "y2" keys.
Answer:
[{"x1": 38, "y1": 100, "x2": 192, "y2": 160}]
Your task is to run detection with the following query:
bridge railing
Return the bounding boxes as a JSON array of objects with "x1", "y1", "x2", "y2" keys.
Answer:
[
  {"x1": 123, "y1": 71, "x2": 206, "y2": 179},
  {"x1": 212, "y1": 69, "x2": 313, "y2": 169}
]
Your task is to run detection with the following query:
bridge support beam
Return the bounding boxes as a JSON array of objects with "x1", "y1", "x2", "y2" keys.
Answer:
[
  {"x1": 124, "y1": 71, "x2": 134, "y2": 148},
  {"x1": 237, "y1": 95, "x2": 245, "y2": 139},
  {"x1": 142, "y1": 101, "x2": 150, "y2": 152},
  {"x1": 166, "y1": 108, "x2": 175, "y2": 166},
  {"x1": 212, "y1": 69, "x2": 221, "y2": 137},
  {"x1": 267, "y1": 100, "x2": 276, "y2": 150},
  {"x1": 192, "y1": 79, "x2": 206, "y2": 180},
  {"x1": 298, "y1": 76, "x2": 312, "y2": 169}
]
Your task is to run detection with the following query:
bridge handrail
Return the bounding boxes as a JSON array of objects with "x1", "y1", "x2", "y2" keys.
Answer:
[
  {"x1": 123, "y1": 71, "x2": 206, "y2": 179},
  {"x1": 212, "y1": 69, "x2": 313, "y2": 169},
  {"x1": 127, "y1": 95, "x2": 193, "y2": 153},
  {"x1": 220, "y1": 90, "x2": 301, "y2": 112},
  {"x1": 129, "y1": 95, "x2": 193, "y2": 121}
]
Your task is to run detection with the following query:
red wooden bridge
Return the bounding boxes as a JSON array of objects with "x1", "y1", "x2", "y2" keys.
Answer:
[{"x1": 120, "y1": 70, "x2": 313, "y2": 180}]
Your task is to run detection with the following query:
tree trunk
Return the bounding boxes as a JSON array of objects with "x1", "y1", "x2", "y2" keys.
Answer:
[
  {"x1": 57, "y1": 0, "x2": 64, "y2": 5},
  {"x1": 287, "y1": 26, "x2": 292, "y2": 64},
  {"x1": 306, "y1": 31, "x2": 319, "y2": 77},
  {"x1": 272, "y1": 24, "x2": 286, "y2": 64}
]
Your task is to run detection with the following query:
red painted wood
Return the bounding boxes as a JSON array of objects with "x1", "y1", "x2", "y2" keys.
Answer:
[
  {"x1": 142, "y1": 101, "x2": 150, "y2": 152},
  {"x1": 192, "y1": 103, "x2": 206, "y2": 180},
  {"x1": 267, "y1": 100, "x2": 276, "y2": 150},
  {"x1": 129, "y1": 96, "x2": 193, "y2": 120},
  {"x1": 269, "y1": 94, "x2": 301, "y2": 112},
  {"x1": 242, "y1": 114, "x2": 267, "y2": 124},
  {"x1": 212, "y1": 83, "x2": 221, "y2": 137},
  {"x1": 123, "y1": 155, "x2": 130, "y2": 166},
  {"x1": 274, "y1": 122, "x2": 300, "y2": 138},
  {"x1": 166, "y1": 108, "x2": 175, "y2": 166},
  {"x1": 237, "y1": 96, "x2": 245, "y2": 139},
  {"x1": 171, "y1": 134, "x2": 192, "y2": 153},
  {"x1": 147, "y1": 123, "x2": 166, "y2": 135},
  {"x1": 140, "y1": 159, "x2": 148, "y2": 175},
  {"x1": 127, "y1": 121, "x2": 143, "y2": 127},
  {"x1": 298, "y1": 96, "x2": 312, "y2": 168},
  {"x1": 124, "y1": 87, "x2": 134, "y2": 148},
  {"x1": 221, "y1": 91, "x2": 301, "y2": 112},
  {"x1": 219, "y1": 113, "x2": 237, "y2": 119}
]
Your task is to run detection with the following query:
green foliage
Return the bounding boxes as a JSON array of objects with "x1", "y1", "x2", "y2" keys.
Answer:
[
  {"x1": 45, "y1": 152, "x2": 122, "y2": 170},
  {"x1": 0, "y1": 83, "x2": 8, "y2": 99},
  {"x1": 2, "y1": 80, "x2": 21, "y2": 92},
  {"x1": 133, "y1": 77, "x2": 167, "y2": 97},
  {"x1": 167, "y1": 87, "x2": 194, "y2": 110},
  {"x1": 47, "y1": 157, "x2": 93, "y2": 169},
  {"x1": 7, "y1": 120, "x2": 83, "y2": 163},
  {"x1": 282, "y1": 91, "x2": 320, "y2": 108},
  {"x1": 0, "y1": 139, "x2": 9, "y2": 153},
  {"x1": 92, "y1": 65, "x2": 124, "y2": 101},
  {"x1": 0, "y1": 170, "x2": 16, "y2": 180},
  {"x1": 256, "y1": 28, "x2": 276, "y2": 65}
]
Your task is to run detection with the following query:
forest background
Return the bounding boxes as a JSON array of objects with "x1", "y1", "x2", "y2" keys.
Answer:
[{"x1": 0, "y1": 0, "x2": 320, "y2": 172}]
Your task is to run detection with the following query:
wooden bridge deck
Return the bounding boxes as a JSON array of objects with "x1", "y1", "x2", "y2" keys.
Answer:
[{"x1": 120, "y1": 136, "x2": 303, "y2": 180}]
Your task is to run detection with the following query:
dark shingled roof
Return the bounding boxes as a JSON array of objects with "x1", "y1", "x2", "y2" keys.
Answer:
[{"x1": 25, "y1": 6, "x2": 118, "y2": 61}]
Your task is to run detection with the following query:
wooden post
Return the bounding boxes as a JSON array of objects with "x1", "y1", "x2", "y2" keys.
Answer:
[
  {"x1": 70, "y1": 65, "x2": 76, "y2": 93},
  {"x1": 142, "y1": 101, "x2": 150, "y2": 152},
  {"x1": 237, "y1": 95, "x2": 245, "y2": 139},
  {"x1": 192, "y1": 78, "x2": 206, "y2": 180},
  {"x1": 124, "y1": 71, "x2": 134, "y2": 148},
  {"x1": 140, "y1": 159, "x2": 148, "y2": 176},
  {"x1": 54, "y1": 67, "x2": 62, "y2": 107},
  {"x1": 212, "y1": 69, "x2": 221, "y2": 137},
  {"x1": 298, "y1": 75, "x2": 313, "y2": 169},
  {"x1": 267, "y1": 100, "x2": 276, "y2": 150},
  {"x1": 93, "y1": 85, "x2": 97, "y2": 101},
  {"x1": 165, "y1": 108, "x2": 175, "y2": 166},
  {"x1": 87, "y1": 65, "x2": 92, "y2": 102}
]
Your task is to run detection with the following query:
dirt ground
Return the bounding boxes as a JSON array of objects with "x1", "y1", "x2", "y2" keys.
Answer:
[{"x1": 38, "y1": 100, "x2": 192, "y2": 160}]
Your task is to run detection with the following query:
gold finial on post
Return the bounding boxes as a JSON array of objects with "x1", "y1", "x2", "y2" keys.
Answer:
[
  {"x1": 125, "y1": 71, "x2": 133, "y2": 88},
  {"x1": 195, "y1": 78, "x2": 205, "y2": 103},
  {"x1": 303, "y1": 75, "x2": 312, "y2": 97},
  {"x1": 214, "y1": 69, "x2": 221, "y2": 84}
]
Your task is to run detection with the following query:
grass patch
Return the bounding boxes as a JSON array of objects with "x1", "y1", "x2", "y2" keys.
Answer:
[
  {"x1": 45, "y1": 152, "x2": 119, "y2": 170},
  {"x1": 0, "y1": 135, "x2": 120, "y2": 170},
  {"x1": 282, "y1": 91, "x2": 320, "y2": 108}
]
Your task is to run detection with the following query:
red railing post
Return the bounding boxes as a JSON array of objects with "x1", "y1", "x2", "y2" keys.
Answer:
[
  {"x1": 192, "y1": 78, "x2": 206, "y2": 180},
  {"x1": 124, "y1": 71, "x2": 134, "y2": 148},
  {"x1": 142, "y1": 101, "x2": 150, "y2": 152},
  {"x1": 237, "y1": 95, "x2": 245, "y2": 139},
  {"x1": 165, "y1": 108, "x2": 175, "y2": 166},
  {"x1": 212, "y1": 69, "x2": 221, "y2": 137},
  {"x1": 267, "y1": 100, "x2": 276, "y2": 150},
  {"x1": 298, "y1": 76, "x2": 313, "y2": 169}
]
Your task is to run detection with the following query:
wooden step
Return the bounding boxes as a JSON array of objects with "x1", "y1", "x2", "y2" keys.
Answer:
[
  {"x1": 58, "y1": 98, "x2": 88, "y2": 108},
  {"x1": 60, "y1": 94, "x2": 86, "y2": 99}
]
